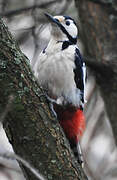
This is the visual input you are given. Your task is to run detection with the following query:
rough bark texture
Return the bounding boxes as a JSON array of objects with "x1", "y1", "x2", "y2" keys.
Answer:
[
  {"x1": 0, "y1": 18, "x2": 87, "y2": 180},
  {"x1": 75, "y1": 0, "x2": 117, "y2": 143}
]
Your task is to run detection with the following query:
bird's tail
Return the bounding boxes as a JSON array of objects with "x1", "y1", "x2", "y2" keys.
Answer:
[
  {"x1": 70, "y1": 140, "x2": 84, "y2": 164},
  {"x1": 54, "y1": 104, "x2": 85, "y2": 164}
]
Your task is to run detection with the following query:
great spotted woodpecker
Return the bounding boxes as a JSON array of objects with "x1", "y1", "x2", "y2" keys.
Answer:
[{"x1": 34, "y1": 13, "x2": 86, "y2": 165}]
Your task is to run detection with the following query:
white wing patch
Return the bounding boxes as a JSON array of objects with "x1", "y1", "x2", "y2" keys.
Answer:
[{"x1": 82, "y1": 62, "x2": 86, "y2": 103}]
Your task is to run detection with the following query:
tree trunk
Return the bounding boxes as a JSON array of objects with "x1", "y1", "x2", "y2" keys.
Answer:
[
  {"x1": 75, "y1": 0, "x2": 117, "y2": 144},
  {"x1": 0, "y1": 18, "x2": 87, "y2": 180}
]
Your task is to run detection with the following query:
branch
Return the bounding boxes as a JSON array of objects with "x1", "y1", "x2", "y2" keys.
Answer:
[
  {"x1": 76, "y1": 0, "x2": 117, "y2": 146},
  {"x1": 0, "y1": 152, "x2": 45, "y2": 180},
  {"x1": 88, "y1": 0, "x2": 117, "y2": 15},
  {"x1": 88, "y1": 0, "x2": 113, "y2": 6},
  {"x1": 0, "y1": 18, "x2": 87, "y2": 179},
  {"x1": 0, "y1": 95, "x2": 14, "y2": 123},
  {"x1": 0, "y1": 0, "x2": 56, "y2": 17},
  {"x1": 84, "y1": 57, "x2": 114, "y2": 80}
]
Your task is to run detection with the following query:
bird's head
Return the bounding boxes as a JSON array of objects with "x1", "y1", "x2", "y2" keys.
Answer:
[{"x1": 45, "y1": 13, "x2": 78, "y2": 44}]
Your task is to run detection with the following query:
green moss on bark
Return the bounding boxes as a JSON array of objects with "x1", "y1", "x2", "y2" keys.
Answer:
[{"x1": 0, "y1": 18, "x2": 87, "y2": 180}]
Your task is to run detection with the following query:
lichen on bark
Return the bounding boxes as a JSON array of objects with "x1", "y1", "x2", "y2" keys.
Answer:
[{"x1": 0, "y1": 18, "x2": 87, "y2": 180}]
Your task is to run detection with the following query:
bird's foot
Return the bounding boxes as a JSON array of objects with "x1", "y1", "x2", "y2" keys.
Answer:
[
  {"x1": 45, "y1": 95, "x2": 57, "y2": 118},
  {"x1": 39, "y1": 93, "x2": 57, "y2": 118}
]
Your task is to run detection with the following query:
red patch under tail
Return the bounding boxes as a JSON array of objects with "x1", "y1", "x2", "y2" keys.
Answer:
[{"x1": 54, "y1": 105, "x2": 85, "y2": 143}]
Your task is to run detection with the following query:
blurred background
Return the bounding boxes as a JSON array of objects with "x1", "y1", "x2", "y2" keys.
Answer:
[{"x1": 0, "y1": 0, "x2": 117, "y2": 179}]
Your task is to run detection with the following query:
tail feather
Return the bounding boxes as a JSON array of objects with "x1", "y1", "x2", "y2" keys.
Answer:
[
  {"x1": 70, "y1": 141, "x2": 84, "y2": 164},
  {"x1": 54, "y1": 104, "x2": 85, "y2": 164}
]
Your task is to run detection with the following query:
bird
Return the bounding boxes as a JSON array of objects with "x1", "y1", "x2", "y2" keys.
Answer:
[{"x1": 34, "y1": 13, "x2": 86, "y2": 165}]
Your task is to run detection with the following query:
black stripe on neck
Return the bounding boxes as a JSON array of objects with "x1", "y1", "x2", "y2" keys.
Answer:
[
  {"x1": 57, "y1": 40, "x2": 75, "y2": 50},
  {"x1": 62, "y1": 41, "x2": 73, "y2": 50},
  {"x1": 62, "y1": 41, "x2": 72, "y2": 50},
  {"x1": 57, "y1": 23, "x2": 77, "y2": 45}
]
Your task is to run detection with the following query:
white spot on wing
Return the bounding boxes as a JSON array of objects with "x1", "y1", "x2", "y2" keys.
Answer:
[{"x1": 82, "y1": 62, "x2": 86, "y2": 103}]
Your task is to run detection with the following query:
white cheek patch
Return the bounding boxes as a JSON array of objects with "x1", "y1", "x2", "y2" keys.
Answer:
[{"x1": 62, "y1": 20, "x2": 78, "y2": 38}]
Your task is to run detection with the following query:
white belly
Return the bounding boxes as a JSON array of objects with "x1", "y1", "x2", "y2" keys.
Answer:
[{"x1": 34, "y1": 45, "x2": 81, "y2": 107}]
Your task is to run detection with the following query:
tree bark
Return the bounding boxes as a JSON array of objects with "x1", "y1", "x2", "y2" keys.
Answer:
[
  {"x1": 0, "y1": 18, "x2": 87, "y2": 180},
  {"x1": 75, "y1": 0, "x2": 117, "y2": 144}
]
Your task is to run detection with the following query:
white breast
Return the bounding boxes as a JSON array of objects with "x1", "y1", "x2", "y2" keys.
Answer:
[{"x1": 34, "y1": 40, "x2": 81, "y2": 107}]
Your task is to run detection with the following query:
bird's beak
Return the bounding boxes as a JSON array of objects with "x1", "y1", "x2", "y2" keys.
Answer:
[{"x1": 44, "y1": 13, "x2": 61, "y2": 26}]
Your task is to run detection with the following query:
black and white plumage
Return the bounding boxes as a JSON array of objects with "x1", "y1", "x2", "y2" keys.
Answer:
[
  {"x1": 34, "y1": 13, "x2": 86, "y2": 166},
  {"x1": 34, "y1": 13, "x2": 86, "y2": 109}
]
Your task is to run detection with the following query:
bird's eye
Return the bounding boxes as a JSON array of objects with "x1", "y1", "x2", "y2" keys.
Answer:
[{"x1": 65, "y1": 21, "x2": 70, "y2": 26}]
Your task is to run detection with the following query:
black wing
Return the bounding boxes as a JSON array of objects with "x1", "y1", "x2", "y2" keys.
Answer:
[{"x1": 74, "y1": 48, "x2": 86, "y2": 104}]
